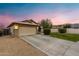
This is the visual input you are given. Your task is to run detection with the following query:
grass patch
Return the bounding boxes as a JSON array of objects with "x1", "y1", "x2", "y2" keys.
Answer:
[{"x1": 50, "y1": 32, "x2": 79, "y2": 42}]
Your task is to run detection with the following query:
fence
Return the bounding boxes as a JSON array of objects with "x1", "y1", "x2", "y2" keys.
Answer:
[{"x1": 51, "y1": 28, "x2": 79, "y2": 34}]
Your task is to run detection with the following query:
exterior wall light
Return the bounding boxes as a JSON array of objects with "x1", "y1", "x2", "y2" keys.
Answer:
[{"x1": 14, "y1": 25, "x2": 19, "y2": 29}]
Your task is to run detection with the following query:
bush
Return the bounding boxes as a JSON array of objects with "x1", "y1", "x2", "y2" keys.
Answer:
[
  {"x1": 40, "y1": 19, "x2": 52, "y2": 35},
  {"x1": 58, "y1": 28, "x2": 66, "y2": 33},
  {"x1": 43, "y1": 29, "x2": 51, "y2": 35}
]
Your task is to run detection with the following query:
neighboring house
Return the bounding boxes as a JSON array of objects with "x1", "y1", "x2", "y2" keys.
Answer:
[
  {"x1": 8, "y1": 20, "x2": 38, "y2": 36},
  {"x1": 70, "y1": 24, "x2": 79, "y2": 28},
  {"x1": 53, "y1": 25, "x2": 63, "y2": 29},
  {"x1": 53, "y1": 23, "x2": 79, "y2": 29}
]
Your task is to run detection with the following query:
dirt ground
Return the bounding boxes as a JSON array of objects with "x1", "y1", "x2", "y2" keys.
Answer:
[{"x1": 0, "y1": 36, "x2": 47, "y2": 56}]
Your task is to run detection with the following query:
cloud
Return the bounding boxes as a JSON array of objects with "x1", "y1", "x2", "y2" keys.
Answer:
[
  {"x1": 51, "y1": 9, "x2": 79, "y2": 25},
  {"x1": 51, "y1": 15, "x2": 69, "y2": 25},
  {"x1": 15, "y1": 8, "x2": 79, "y2": 25},
  {"x1": 0, "y1": 15, "x2": 15, "y2": 27},
  {"x1": 68, "y1": 19, "x2": 79, "y2": 24}
]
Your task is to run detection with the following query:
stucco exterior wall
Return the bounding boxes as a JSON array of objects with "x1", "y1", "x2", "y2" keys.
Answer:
[
  {"x1": 51, "y1": 29, "x2": 58, "y2": 32},
  {"x1": 10, "y1": 23, "x2": 37, "y2": 36},
  {"x1": 67, "y1": 28, "x2": 79, "y2": 34},
  {"x1": 10, "y1": 24, "x2": 19, "y2": 37},
  {"x1": 10, "y1": 25, "x2": 14, "y2": 35},
  {"x1": 51, "y1": 28, "x2": 79, "y2": 34}
]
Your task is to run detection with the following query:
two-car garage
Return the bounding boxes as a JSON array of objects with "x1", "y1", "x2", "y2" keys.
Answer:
[{"x1": 8, "y1": 20, "x2": 38, "y2": 36}]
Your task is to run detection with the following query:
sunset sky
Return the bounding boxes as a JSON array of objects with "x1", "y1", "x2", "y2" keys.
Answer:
[{"x1": 0, "y1": 3, "x2": 79, "y2": 27}]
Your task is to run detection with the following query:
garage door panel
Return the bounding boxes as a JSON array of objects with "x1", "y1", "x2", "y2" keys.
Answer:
[{"x1": 19, "y1": 27, "x2": 36, "y2": 36}]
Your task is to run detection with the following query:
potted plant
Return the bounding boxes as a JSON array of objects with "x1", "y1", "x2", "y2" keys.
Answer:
[{"x1": 40, "y1": 19, "x2": 52, "y2": 35}]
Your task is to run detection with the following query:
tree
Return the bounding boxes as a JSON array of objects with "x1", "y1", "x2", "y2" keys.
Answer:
[
  {"x1": 0, "y1": 23, "x2": 5, "y2": 36},
  {"x1": 63, "y1": 24, "x2": 71, "y2": 28},
  {"x1": 40, "y1": 19, "x2": 52, "y2": 35},
  {"x1": 40, "y1": 19, "x2": 52, "y2": 29}
]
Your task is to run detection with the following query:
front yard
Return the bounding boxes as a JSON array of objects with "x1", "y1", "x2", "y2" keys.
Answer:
[
  {"x1": 0, "y1": 36, "x2": 46, "y2": 56},
  {"x1": 50, "y1": 32, "x2": 79, "y2": 42}
]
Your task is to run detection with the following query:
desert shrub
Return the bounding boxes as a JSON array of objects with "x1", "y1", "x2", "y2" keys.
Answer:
[
  {"x1": 43, "y1": 29, "x2": 51, "y2": 35},
  {"x1": 58, "y1": 28, "x2": 66, "y2": 33}
]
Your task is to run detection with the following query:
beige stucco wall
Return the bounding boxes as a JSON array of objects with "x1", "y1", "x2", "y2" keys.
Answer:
[
  {"x1": 51, "y1": 28, "x2": 79, "y2": 34},
  {"x1": 10, "y1": 24, "x2": 19, "y2": 37},
  {"x1": 67, "y1": 28, "x2": 79, "y2": 34},
  {"x1": 51, "y1": 29, "x2": 58, "y2": 32},
  {"x1": 10, "y1": 24, "x2": 37, "y2": 36},
  {"x1": 10, "y1": 25, "x2": 14, "y2": 35}
]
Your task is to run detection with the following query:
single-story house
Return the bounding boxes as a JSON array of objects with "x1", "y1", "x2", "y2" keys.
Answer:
[
  {"x1": 53, "y1": 25, "x2": 63, "y2": 29},
  {"x1": 70, "y1": 24, "x2": 79, "y2": 28},
  {"x1": 8, "y1": 20, "x2": 38, "y2": 36}
]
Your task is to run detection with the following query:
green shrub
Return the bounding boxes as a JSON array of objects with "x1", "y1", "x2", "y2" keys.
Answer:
[
  {"x1": 58, "y1": 28, "x2": 66, "y2": 33},
  {"x1": 43, "y1": 29, "x2": 51, "y2": 35},
  {"x1": 40, "y1": 19, "x2": 52, "y2": 35}
]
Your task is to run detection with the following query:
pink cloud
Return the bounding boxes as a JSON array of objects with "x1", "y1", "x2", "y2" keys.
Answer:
[
  {"x1": 19, "y1": 9, "x2": 79, "y2": 25},
  {"x1": 0, "y1": 15, "x2": 15, "y2": 27},
  {"x1": 51, "y1": 16, "x2": 69, "y2": 25},
  {"x1": 24, "y1": 13, "x2": 50, "y2": 23},
  {"x1": 26, "y1": 11, "x2": 71, "y2": 25},
  {"x1": 50, "y1": 9, "x2": 79, "y2": 25},
  {"x1": 68, "y1": 19, "x2": 79, "y2": 24}
]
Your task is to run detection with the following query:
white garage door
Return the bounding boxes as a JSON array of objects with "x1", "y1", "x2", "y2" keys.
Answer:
[{"x1": 19, "y1": 26, "x2": 36, "y2": 36}]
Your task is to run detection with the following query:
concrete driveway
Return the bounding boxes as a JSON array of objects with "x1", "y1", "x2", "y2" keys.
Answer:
[{"x1": 21, "y1": 34, "x2": 79, "y2": 56}]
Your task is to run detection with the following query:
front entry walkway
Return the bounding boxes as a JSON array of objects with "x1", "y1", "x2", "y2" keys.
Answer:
[{"x1": 21, "y1": 34, "x2": 79, "y2": 56}]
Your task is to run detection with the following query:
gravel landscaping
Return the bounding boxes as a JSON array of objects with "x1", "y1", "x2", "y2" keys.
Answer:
[{"x1": 0, "y1": 36, "x2": 46, "y2": 56}]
